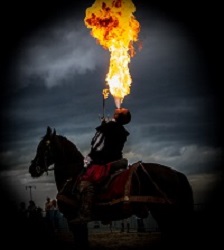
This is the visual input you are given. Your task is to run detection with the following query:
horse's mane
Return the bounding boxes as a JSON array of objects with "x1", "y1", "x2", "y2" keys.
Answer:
[
  {"x1": 55, "y1": 134, "x2": 84, "y2": 163},
  {"x1": 42, "y1": 132, "x2": 84, "y2": 162},
  {"x1": 43, "y1": 133, "x2": 85, "y2": 189},
  {"x1": 42, "y1": 134, "x2": 67, "y2": 141},
  {"x1": 55, "y1": 134, "x2": 69, "y2": 143}
]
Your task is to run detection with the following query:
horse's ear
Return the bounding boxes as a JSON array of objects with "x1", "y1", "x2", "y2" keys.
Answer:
[
  {"x1": 53, "y1": 128, "x2": 56, "y2": 137},
  {"x1": 46, "y1": 126, "x2": 52, "y2": 136}
]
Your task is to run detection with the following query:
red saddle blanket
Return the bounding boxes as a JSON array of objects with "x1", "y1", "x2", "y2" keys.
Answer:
[
  {"x1": 80, "y1": 163, "x2": 112, "y2": 183},
  {"x1": 96, "y1": 168, "x2": 131, "y2": 202},
  {"x1": 95, "y1": 161, "x2": 177, "y2": 205},
  {"x1": 78, "y1": 161, "x2": 132, "y2": 203},
  {"x1": 57, "y1": 161, "x2": 177, "y2": 211}
]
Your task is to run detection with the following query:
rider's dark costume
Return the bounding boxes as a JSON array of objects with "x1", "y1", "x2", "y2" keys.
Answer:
[{"x1": 71, "y1": 108, "x2": 131, "y2": 224}]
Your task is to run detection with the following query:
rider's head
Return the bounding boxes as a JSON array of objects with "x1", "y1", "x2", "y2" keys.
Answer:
[{"x1": 113, "y1": 108, "x2": 131, "y2": 125}]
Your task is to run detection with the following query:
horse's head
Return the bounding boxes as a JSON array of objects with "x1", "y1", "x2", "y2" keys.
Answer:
[{"x1": 29, "y1": 126, "x2": 56, "y2": 177}]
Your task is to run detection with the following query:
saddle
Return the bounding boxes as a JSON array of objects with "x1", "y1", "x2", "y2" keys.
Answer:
[
  {"x1": 56, "y1": 159, "x2": 129, "y2": 209},
  {"x1": 57, "y1": 161, "x2": 173, "y2": 220},
  {"x1": 96, "y1": 161, "x2": 164, "y2": 204},
  {"x1": 93, "y1": 161, "x2": 175, "y2": 221}
]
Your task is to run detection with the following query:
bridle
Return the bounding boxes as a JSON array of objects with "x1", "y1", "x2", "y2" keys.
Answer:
[
  {"x1": 31, "y1": 139, "x2": 55, "y2": 175},
  {"x1": 43, "y1": 140, "x2": 54, "y2": 175}
]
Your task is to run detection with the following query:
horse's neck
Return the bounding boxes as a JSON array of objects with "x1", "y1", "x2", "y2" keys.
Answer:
[
  {"x1": 53, "y1": 136, "x2": 84, "y2": 191},
  {"x1": 55, "y1": 136, "x2": 83, "y2": 162}
]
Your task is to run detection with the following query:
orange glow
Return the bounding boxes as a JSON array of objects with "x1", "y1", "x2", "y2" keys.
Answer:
[{"x1": 84, "y1": 0, "x2": 140, "y2": 108}]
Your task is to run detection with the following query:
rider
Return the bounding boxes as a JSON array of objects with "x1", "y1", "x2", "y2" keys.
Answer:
[{"x1": 70, "y1": 107, "x2": 131, "y2": 224}]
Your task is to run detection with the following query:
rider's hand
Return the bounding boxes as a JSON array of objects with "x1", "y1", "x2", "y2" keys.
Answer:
[{"x1": 84, "y1": 155, "x2": 92, "y2": 168}]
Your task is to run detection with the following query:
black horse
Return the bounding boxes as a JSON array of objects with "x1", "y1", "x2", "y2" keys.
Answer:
[{"x1": 29, "y1": 127, "x2": 194, "y2": 247}]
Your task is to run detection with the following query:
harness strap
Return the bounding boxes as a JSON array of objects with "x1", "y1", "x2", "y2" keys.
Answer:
[
  {"x1": 122, "y1": 161, "x2": 173, "y2": 205},
  {"x1": 124, "y1": 162, "x2": 140, "y2": 200},
  {"x1": 139, "y1": 162, "x2": 173, "y2": 204}
]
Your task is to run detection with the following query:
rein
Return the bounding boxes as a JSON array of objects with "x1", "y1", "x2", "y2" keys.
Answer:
[
  {"x1": 43, "y1": 141, "x2": 52, "y2": 175},
  {"x1": 32, "y1": 134, "x2": 85, "y2": 184}
]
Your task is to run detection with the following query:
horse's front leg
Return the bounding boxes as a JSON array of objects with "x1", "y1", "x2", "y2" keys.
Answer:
[{"x1": 68, "y1": 222, "x2": 89, "y2": 249}]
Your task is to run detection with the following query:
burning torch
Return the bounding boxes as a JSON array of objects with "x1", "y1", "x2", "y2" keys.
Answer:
[{"x1": 102, "y1": 88, "x2": 110, "y2": 120}]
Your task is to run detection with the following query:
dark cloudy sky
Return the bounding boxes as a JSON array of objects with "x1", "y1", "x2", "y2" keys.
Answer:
[{"x1": 0, "y1": 0, "x2": 223, "y2": 209}]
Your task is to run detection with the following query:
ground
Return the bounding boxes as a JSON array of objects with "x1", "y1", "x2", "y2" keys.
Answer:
[
  {"x1": 55, "y1": 231, "x2": 162, "y2": 250},
  {"x1": 2, "y1": 204, "x2": 223, "y2": 250}
]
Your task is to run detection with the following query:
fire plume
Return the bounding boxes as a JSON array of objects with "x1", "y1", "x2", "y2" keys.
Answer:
[{"x1": 84, "y1": 0, "x2": 140, "y2": 108}]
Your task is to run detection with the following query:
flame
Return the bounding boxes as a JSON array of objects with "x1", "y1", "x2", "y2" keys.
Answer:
[{"x1": 84, "y1": 0, "x2": 140, "y2": 108}]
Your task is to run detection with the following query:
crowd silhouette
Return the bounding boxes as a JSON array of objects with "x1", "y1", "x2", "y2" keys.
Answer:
[{"x1": 16, "y1": 198, "x2": 60, "y2": 249}]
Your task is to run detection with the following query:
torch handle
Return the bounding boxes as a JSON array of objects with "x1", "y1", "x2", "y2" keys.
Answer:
[
  {"x1": 102, "y1": 95, "x2": 105, "y2": 119},
  {"x1": 102, "y1": 88, "x2": 109, "y2": 120}
]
